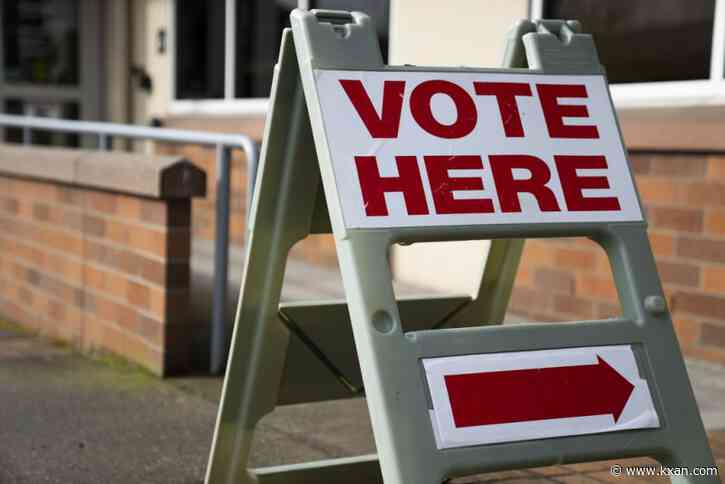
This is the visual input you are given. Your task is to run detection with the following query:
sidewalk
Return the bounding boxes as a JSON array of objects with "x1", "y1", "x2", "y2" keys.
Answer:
[{"x1": 2, "y1": 317, "x2": 724, "y2": 483}]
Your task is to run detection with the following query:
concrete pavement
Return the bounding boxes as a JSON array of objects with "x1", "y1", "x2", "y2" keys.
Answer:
[{"x1": 2, "y1": 319, "x2": 725, "y2": 483}]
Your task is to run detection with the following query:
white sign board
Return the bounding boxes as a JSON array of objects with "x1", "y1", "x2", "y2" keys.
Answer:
[
  {"x1": 313, "y1": 70, "x2": 643, "y2": 229},
  {"x1": 422, "y1": 345, "x2": 659, "y2": 449}
]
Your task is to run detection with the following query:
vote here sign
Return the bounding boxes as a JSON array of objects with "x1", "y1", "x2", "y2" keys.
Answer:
[{"x1": 313, "y1": 70, "x2": 643, "y2": 229}]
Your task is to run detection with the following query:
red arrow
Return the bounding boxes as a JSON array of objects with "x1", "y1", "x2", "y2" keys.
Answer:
[{"x1": 443, "y1": 355, "x2": 635, "y2": 428}]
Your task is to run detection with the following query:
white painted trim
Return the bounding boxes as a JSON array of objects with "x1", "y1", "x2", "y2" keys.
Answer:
[
  {"x1": 529, "y1": 0, "x2": 544, "y2": 20},
  {"x1": 711, "y1": 0, "x2": 725, "y2": 81},
  {"x1": 224, "y1": 0, "x2": 237, "y2": 99},
  {"x1": 168, "y1": 98, "x2": 268, "y2": 116},
  {"x1": 611, "y1": 80, "x2": 725, "y2": 109},
  {"x1": 0, "y1": 0, "x2": 4, "y2": 112}
]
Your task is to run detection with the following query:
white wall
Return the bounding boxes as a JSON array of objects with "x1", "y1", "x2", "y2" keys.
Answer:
[
  {"x1": 388, "y1": 0, "x2": 528, "y2": 295},
  {"x1": 130, "y1": 0, "x2": 172, "y2": 125}
]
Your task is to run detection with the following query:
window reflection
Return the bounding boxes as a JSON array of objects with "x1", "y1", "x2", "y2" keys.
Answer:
[{"x1": 3, "y1": 0, "x2": 79, "y2": 85}]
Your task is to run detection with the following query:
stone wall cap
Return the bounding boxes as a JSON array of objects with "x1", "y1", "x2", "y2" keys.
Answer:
[{"x1": 0, "y1": 144, "x2": 206, "y2": 199}]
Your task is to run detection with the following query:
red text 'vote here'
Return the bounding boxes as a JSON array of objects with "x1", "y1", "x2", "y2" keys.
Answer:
[
  {"x1": 339, "y1": 79, "x2": 599, "y2": 140},
  {"x1": 340, "y1": 78, "x2": 619, "y2": 217}
]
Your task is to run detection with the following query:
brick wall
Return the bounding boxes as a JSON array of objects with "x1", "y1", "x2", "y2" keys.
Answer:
[
  {"x1": 510, "y1": 152, "x2": 725, "y2": 365},
  {"x1": 0, "y1": 145, "x2": 205, "y2": 375},
  {"x1": 157, "y1": 115, "x2": 339, "y2": 266},
  {"x1": 156, "y1": 116, "x2": 263, "y2": 249}
]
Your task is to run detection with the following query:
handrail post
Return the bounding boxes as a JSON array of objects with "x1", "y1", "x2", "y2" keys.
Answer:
[
  {"x1": 98, "y1": 133, "x2": 110, "y2": 150},
  {"x1": 211, "y1": 144, "x2": 231, "y2": 374},
  {"x1": 22, "y1": 126, "x2": 31, "y2": 145},
  {"x1": 243, "y1": 139, "x2": 259, "y2": 239}
]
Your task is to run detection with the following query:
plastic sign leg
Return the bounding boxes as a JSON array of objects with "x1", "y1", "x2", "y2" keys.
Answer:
[{"x1": 204, "y1": 31, "x2": 323, "y2": 484}]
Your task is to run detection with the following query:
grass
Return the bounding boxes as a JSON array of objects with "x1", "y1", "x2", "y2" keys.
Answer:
[
  {"x1": 0, "y1": 315, "x2": 158, "y2": 384},
  {"x1": 0, "y1": 317, "x2": 30, "y2": 336}
]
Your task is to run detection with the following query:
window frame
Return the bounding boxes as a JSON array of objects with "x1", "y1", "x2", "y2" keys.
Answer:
[
  {"x1": 530, "y1": 0, "x2": 725, "y2": 109},
  {"x1": 168, "y1": 0, "x2": 305, "y2": 116}
]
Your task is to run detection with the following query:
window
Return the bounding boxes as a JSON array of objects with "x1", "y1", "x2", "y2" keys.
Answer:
[
  {"x1": 3, "y1": 0, "x2": 79, "y2": 85},
  {"x1": 531, "y1": 0, "x2": 725, "y2": 109},
  {"x1": 171, "y1": 0, "x2": 389, "y2": 112},
  {"x1": 1, "y1": 0, "x2": 87, "y2": 147},
  {"x1": 542, "y1": 0, "x2": 715, "y2": 83},
  {"x1": 175, "y1": 0, "x2": 291, "y2": 100},
  {"x1": 175, "y1": 1, "x2": 226, "y2": 99}
]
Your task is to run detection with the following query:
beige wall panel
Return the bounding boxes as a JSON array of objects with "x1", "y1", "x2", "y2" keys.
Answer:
[
  {"x1": 388, "y1": 0, "x2": 527, "y2": 294},
  {"x1": 389, "y1": 0, "x2": 528, "y2": 68}
]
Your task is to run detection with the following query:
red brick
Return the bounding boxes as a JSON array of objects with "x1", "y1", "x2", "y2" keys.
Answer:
[
  {"x1": 629, "y1": 155, "x2": 651, "y2": 175},
  {"x1": 704, "y1": 267, "x2": 725, "y2": 294},
  {"x1": 134, "y1": 226, "x2": 169, "y2": 258},
  {"x1": 706, "y1": 157, "x2": 725, "y2": 181},
  {"x1": 55, "y1": 186, "x2": 84, "y2": 206},
  {"x1": 94, "y1": 320, "x2": 163, "y2": 374},
  {"x1": 126, "y1": 281, "x2": 150, "y2": 309},
  {"x1": 673, "y1": 318, "x2": 700, "y2": 348},
  {"x1": 31, "y1": 203, "x2": 51, "y2": 222},
  {"x1": 648, "y1": 232, "x2": 676, "y2": 257},
  {"x1": 86, "y1": 192, "x2": 117, "y2": 215},
  {"x1": 84, "y1": 240, "x2": 126, "y2": 272},
  {"x1": 44, "y1": 252, "x2": 84, "y2": 286},
  {"x1": 0, "y1": 197, "x2": 19, "y2": 215},
  {"x1": 521, "y1": 240, "x2": 554, "y2": 267},
  {"x1": 636, "y1": 178, "x2": 684, "y2": 205},
  {"x1": 104, "y1": 219, "x2": 131, "y2": 245},
  {"x1": 116, "y1": 196, "x2": 143, "y2": 221},
  {"x1": 706, "y1": 209, "x2": 725, "y2": 236},
  {"x1": 137, "y1": 313, "x2": 164, "y2": 346},
  {"x1": 677, "y1": 237, "x2": 725, "y2": 264},
  {"x1": 672, "y1": 291, "x2": 725, "y2": 320},
  {"x1": 650, "y1": 155, "x2": 707, "y2": 178},
  {"x1": 514, "y1": 265, "x2": 533, "y2": 287},
  {"x1": 535, "y1": 268, "x2": 575, "y2": 294},
  {"x1": 140, "y1": 200, "x2": 167, "y2": 225},
  {"x1": 82, "y1": 214, "x2": 106, "y2": 237},
  {"x1": 553, "y1": 294, "x2": 594, "y2": 319},
  {"x1": 683, "y1": 345, "x2": 725, "y2": 367},
  {"x1": 576, "y1": 274, "x2": 618, "y2": 301},
  {"x1": 647, "y1": 206, "x2": 703, "y2": 233},
  {"x1": 13, "y1": 180, "x2": 56, "y2": 202},
  {"x1": 554, "y1": 247, "x2": 597, "y2": 271},
  {"x1": 701, "y1": 323, "x2": 725, "y2": 349},
  {"x1": 509, "y1": 287, "x2": 552, "y2": 316},
  {"x1": 656, "y1": 260, "x2": 700, "y2": 287},
  {"x1": 685, "y1": 181, "x2": 725, "y2": 207},
  {"x1": 0, "y1": 167, "x2": 200, "y2": 374},
  {"x1": 61, "y1": 209, "x2": 84, "y2": 231}
]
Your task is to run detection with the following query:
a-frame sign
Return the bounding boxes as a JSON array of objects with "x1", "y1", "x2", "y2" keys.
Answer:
[{"x1": 205, "y1": 9, "x2": 718, "y2": 484}]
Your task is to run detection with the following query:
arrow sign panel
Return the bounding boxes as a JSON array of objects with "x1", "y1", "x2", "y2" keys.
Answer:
[
  {"x1": 445, "y1": 356, "x2": 634, "y2": 427},
  {"x1": 423, "y1": 346, "x2": 660, "y2": 449}
]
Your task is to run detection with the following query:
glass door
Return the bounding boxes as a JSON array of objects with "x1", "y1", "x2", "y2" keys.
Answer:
[{"x1": 0, "y1": 0, "x2": 103, "y2": 146}]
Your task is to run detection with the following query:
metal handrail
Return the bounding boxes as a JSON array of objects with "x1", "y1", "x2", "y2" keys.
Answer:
[{"x1": 0, "y1": 113, "x2": 259, "y2": 374}]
